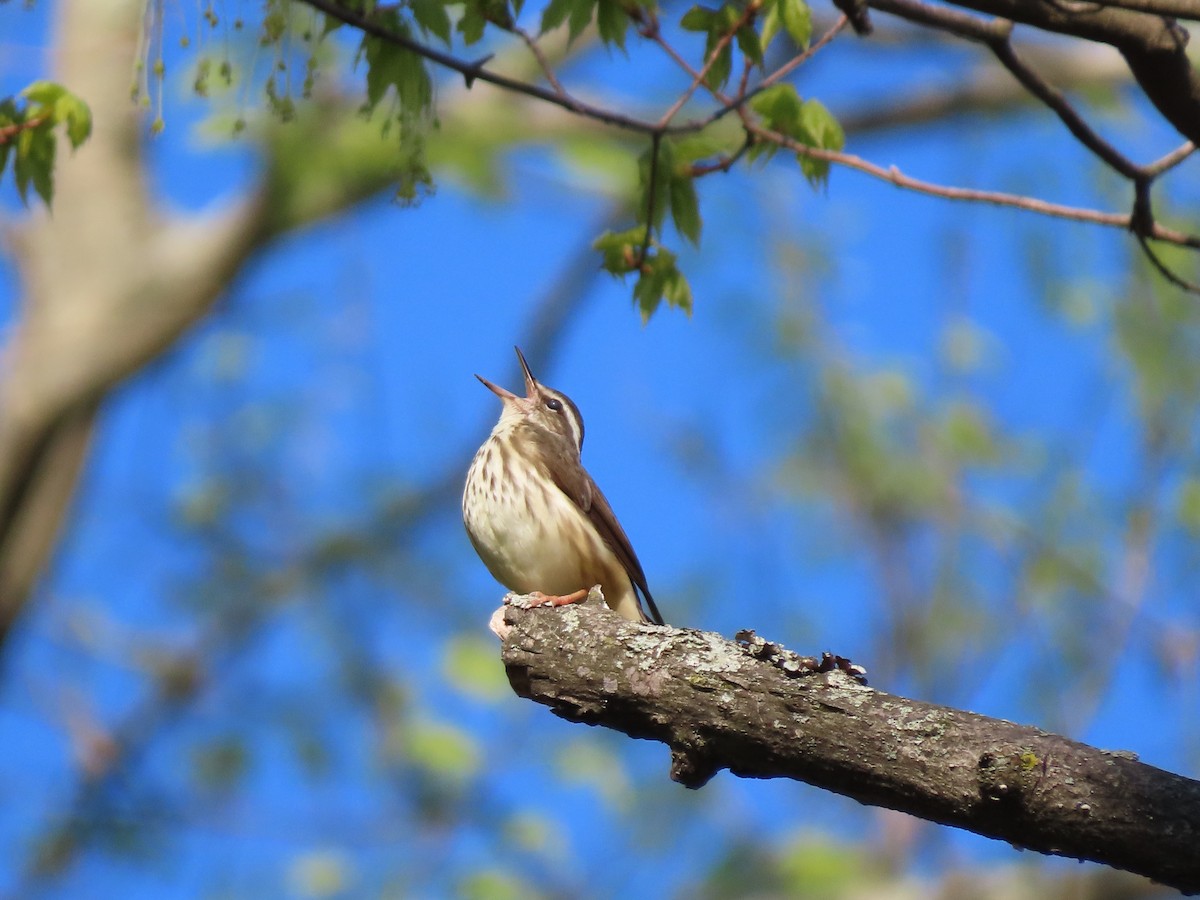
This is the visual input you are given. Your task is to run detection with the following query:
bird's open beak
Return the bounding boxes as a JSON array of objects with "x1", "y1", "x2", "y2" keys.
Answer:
[
  {"x1": 475, "y1": 347, "x2": 539, "y2": 403},
  {"x1": 475, "y1": 374, "x2": 518, "y2": 401}
]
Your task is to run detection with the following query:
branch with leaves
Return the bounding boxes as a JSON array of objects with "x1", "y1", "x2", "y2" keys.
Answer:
[
  {"x1": 0, "y1": 82, "x2": 91, "y2": 206},
  {"x1": 498, "y1": 592, "x2": 1200, "y2": 894},
  {"x1": 289, "y1": 0, "x2": 1200, "y2": 306}
]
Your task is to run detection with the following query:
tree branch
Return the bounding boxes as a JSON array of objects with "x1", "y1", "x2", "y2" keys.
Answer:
[
  {"x1": 871, "y1": 0, "x2": 1200, "y2": 145},
  {"x1": 499, "y1": 592, "x2": 1200, "y2": 895}
]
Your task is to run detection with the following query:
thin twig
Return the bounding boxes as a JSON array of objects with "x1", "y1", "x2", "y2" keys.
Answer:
[
  {"x1": 749, "y1": 122, "x2": 1200, "y2": 249},
  {"x1": 301, "y1": 0, "x2": 1200, "y2": 256},
  {"x1": 0, "y1": 115, "x2": 48, "y2": 146},
  {"x1": 1137, "y1": 234, "x2": 1200, "y2": 292},
  {"x1": 689, "y1": 133, "x2": 754, "y2": 176},
  {"x1": 987, "y1": 37, "x2": 1141, "y2": 180},
  {"x1": 1145, "y1": 142, "x2": 1195, "y2": 177},
  {"x1": 513, "y1": 25, "x2": 569, "y2": 98},
  {"x1": 638, "y1": 132, "x2": 663, "y2": 266},
  {"x1": 301, "y1": 0, "x2": 668, "y2": 135},
  {"x1": 757, "y1": 16, "x2": 849, "y2": 91},
  {"x1": 656, "y1": 2, "x2": 760, "y2": 128}
]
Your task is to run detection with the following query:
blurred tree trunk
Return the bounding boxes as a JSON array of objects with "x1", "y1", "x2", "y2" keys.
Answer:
[{"x1": 0, "y1": 0, "x2": 265, "y2": 647}]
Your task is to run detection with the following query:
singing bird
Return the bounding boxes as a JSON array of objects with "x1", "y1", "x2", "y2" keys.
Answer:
[{"x1": 463, "y1": 347, "x2": 665, "y2": 625}]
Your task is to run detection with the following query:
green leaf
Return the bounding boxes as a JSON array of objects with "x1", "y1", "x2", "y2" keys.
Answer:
[
  {"x1": 749, "y1": 84, "x2": 841, "y2": 185},
  {"x1": 699, "y1": 4, "x2": 739, "y2": 89},
  {"x1": 735, "y1": 23, "x2": 763, "y2": 67},
  {"x1": 630, "y1": 247, "x2": 690, "y2": 322},
  {"x1": 703, "y1": 44, "x2": 731, "y2": 91},
  {"x1": 760, "y1": 0, "x2": 782, "y2": 50},
  {"x1": 680, "y1": 4, "x2": 715, "y2": 30},
  {"x1": 19, "y1": 80, "x2": 66, "y2": 108},
  {"x1": 799, "y1": 97, "x2": 843, "y2": 150},
  {"x1": 17, "y1": 81, "x2": 91, "y2": 151},
  {"x1": 779, "y1": 0, "x2": 812, "y2": 46},
  {"x1": 411, "y1": 0, "x2": 453, "y2": 44},
  {"x1": 669, "y1": 169, "x2": 701, "y2": 244},
  {"x1": 664, "y1": 267, "x2": 693, "y2": 314},
  {"x1": 457, "y1": 3, "x2": 488, "y2": 43},
  {"x1": 595, "y1": 0, "x2": 629, "y2": 49},
  {"x1": 593, "y1": 226, "x2": 646, "y2": 274},
  {"x1": 567, "y1": 0, "x2": 597, "y2": 41},
  {"x1": 638, "y1": 139, "x2": 674, "y2": 231},
  {"x1": 14, "y1": 124, "x2": 55, "y2": 206},
  {"x1": 634, "y1": 265, "x2": 665, "y2": 320},
  {"x1": 750, "y1": 82, "x2": 803, "y2": 138},
  {"x1": 361, "y1": 31, "x2": 431, "y2": 114},
  {"x1": 458, "y1": 0, "x2": 514, "y2": 30},
  {"x1": 796, "y1": 97, "x2": 843, "y2": 186},
  {"x1": 540, "y1": 0, "x2": 575, "y2": 32}
]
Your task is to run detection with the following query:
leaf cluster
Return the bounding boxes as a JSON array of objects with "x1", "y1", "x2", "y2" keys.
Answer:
[
  {"x1": 750, "y1": 83, "x2": 843, "y2": 185},
  {"x1": 0, "y1": 82, "x2": 92, "y2": 207}
]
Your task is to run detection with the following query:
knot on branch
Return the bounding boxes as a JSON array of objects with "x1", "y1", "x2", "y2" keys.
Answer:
[
  {"x1": 735, "y1": 630, "x2": 869, "y2": 684},
  {"x1": 832, "y1": 0, "x2": 873, "y2": 35},
  {"x1": 670, "y1": 740, "x2": 721, "y2": 789},
  {"x1": 977, "y1": 746, "x2": 1046, "y2": 805}
]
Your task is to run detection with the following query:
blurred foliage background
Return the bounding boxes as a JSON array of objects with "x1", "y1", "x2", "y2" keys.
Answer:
[{"x1": 1, "y1": 0, "x2": 1198, "y2": 897}]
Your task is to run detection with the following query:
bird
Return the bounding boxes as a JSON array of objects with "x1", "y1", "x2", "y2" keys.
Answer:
[{"x1": 463, "y1": 347, "x2": 665, "y2": 626}]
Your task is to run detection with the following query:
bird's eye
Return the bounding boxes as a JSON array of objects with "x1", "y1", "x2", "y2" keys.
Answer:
[{"x1": 545, "y1": 397, "x2": 563, "y2": 412}]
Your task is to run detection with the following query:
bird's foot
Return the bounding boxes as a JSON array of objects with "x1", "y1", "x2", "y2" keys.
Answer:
[
  {"x1": 495, "y1": 588, "x2": 597, "y2": 639},
  {"x1": 522, "y1": 588, "x2": 590, "y2": 609}
]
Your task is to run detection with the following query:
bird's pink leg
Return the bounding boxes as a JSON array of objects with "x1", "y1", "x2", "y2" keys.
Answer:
[{"x1": 522, "y1": 588, "x2": 589, "y2": 608}]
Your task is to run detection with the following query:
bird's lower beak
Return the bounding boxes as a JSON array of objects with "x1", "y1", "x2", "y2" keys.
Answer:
[
  {"x1": 514, "y1": 346, "x2": 538, "y2": 398},
  {"x1": 476, "y1": 374, "x2": 519, "y2": 401}
]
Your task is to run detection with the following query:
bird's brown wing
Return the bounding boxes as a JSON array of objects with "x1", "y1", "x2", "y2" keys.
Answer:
[{"x1": 524, "y1": 427, "x2": 664, "y2": 625}]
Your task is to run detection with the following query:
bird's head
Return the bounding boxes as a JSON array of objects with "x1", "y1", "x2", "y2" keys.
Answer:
[{"x1": 477, "y1": 347, "x2": 586, "y2": 453}]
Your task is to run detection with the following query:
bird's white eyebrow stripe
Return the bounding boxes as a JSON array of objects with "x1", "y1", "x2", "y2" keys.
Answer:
[{"x1": 541, "y1": 386, "x2": 585, "y2": 450}]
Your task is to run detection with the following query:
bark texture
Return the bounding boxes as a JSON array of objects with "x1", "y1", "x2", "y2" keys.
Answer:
[{"x1": 500, "y1": 592, "x2": 1200, "y2": 895}]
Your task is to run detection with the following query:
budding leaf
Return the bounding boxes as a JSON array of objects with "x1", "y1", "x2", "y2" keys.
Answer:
[
  {"x1": 595, "y1": 0, "x2": 629, "y2": 49},
  {"x1": 567, "y1": 0, "x2": 597, "y2": 41},
  {"x1": 541, "y1": 0, "x2": 575, "y2": 32},
  {"x1": 735, "y1": 23, "x2": 763, "y2": 67},
  {"x1": 411, "y1": 0, "x2": 453, "y2": 44},
  {"x1": 761, "y1": 0, "x2": 811, "y2": 51},
  {"x1": 593, "y1": 226, "x2": 647, "y2": 274},
  {"x1": 748, "y1": 82, "x2": 802, "y2": 161},
  {"x1": 638, "y1": 139, "x2": 676, "y2": 231},
  {"x1": 14, "y1": 124, "x2": 55, "y2": 207},
  {"x1": 669, "y1": 170, "x2": 701, "y2": 245},
  {"x1": 632, "y1": 247, "x2": 692, "y2": 322},
  {"x1": 779, "y1": 0, "x2": 812, "y2": 47},
  {"x1": 362, "y1": 30, "x2": 431, "y2": 114},
  {"x1": 796, "y1": 97, "x2": 843, "y2": 186},
  {"x1": 680, "y1": 5, "x2": 716, "y2": 30}
]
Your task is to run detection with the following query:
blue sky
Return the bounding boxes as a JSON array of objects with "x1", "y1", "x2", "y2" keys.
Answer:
[{"x1": 2, "y1": 1, "x2": 1197, "y2": 896}]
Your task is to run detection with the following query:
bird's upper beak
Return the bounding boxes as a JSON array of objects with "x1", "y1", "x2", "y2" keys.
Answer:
[
  {"x1": 514, "y1": 346, "x2": 539, "y2": 398},
  {"x1": 475, "y1": 346, "x2": 539, "y2": 403}
]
